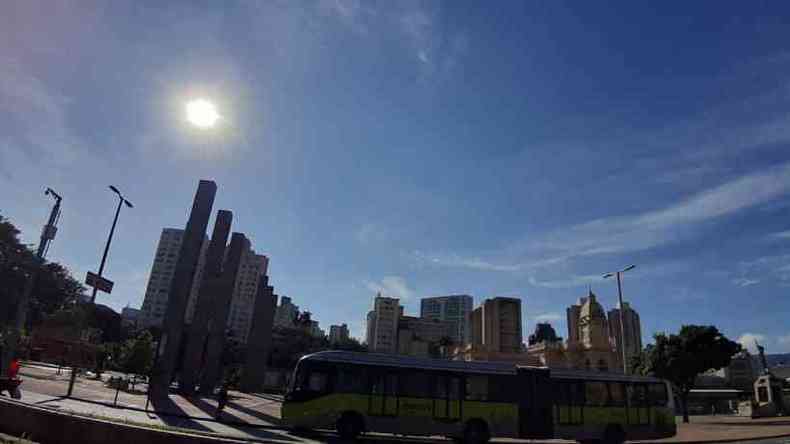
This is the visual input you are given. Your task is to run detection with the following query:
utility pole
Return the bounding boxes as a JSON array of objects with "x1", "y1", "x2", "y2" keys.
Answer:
[
  {"x1": 603, "y1": 264, "x2": 635, "y2": 374},
  {"x1": 1, "y1": 188, "x2": 62, "y2": 373}
]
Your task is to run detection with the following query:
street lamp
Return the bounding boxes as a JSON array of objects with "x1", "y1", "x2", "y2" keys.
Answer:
[
  {"x1": 89, "y1": 186, "x2": 133, "y2": 304},
  {"x1": 603, "y1": 264, "x2": 636, "y2": 374}
]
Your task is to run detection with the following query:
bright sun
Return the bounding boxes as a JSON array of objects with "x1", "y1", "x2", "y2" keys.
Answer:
[{"x1": 186, "y1": 99, "x2": 220, "y2": 128}]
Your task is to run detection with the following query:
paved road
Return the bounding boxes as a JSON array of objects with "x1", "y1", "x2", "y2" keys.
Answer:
[{"x1": 12, "y1": 364, "x2": 790, "y2": 444}]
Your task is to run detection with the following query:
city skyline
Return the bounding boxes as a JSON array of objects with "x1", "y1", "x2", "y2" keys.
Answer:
[{"x1": 3, "y1": 2, "x2": 790, "y2": 354}]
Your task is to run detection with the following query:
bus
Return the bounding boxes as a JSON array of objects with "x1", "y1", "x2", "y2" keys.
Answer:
[{"x1": 282, "y1": 351, "x2": 676, "y2": 444}]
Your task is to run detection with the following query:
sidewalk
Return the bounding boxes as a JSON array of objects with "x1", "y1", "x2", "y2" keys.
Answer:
[{"x1": 638, "y1": 415, "x2": 790, "y2": 444}]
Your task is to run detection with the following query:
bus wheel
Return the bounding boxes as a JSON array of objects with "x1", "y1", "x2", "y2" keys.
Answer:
[
  {"x1": 464, "y1": 420, "x2": 490, "y2": 444},
  {"x1": 603, "y1": 424, "x2": 625, "y2": 444},
  {"x1": 337, "y1": 412, "x2": 363, "y2": 440}
]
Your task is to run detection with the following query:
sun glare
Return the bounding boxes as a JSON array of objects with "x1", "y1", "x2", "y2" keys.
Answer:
[{"x1": 186, "y1": 99, "x2": 220, "y2": 128}]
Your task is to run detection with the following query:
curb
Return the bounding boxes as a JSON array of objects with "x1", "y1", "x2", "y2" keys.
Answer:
[{"x1": 630, "y1": 430, "x2": 790, "y2": 444}]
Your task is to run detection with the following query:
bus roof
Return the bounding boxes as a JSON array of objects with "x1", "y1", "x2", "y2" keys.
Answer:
[
  {"x1": 300, "y1": 351, "x2": 521, "y2": 375},
  {"x1": 300, "y1": 351, "x2": 667, "y2": 383},
  {"x1": 549, "y1": 368, "x2": 665, "y2": 383}
]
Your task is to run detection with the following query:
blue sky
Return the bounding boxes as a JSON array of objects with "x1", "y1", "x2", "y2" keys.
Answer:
[{"x1": 2, "y1": 1, "x2": 790, "y2": 353}]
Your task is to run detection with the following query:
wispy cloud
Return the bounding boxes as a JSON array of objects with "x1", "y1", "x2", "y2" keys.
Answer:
[
  {"x1": 528, "y1": 274, "x2": 602, "y2": 289},
  {"x1": 732, "y1": 277, "x2": 760, "y2": 287},
  {"x1": 778, "y1": 334, "x2": 790, "y2": 352},
  {"x1": 769, "y1": 230, "x2": 790, "y2": 240},
  {"x1": 365, "y1": 275, "x2": 414, "y2": 300},
  {"x1": 533, "y1": 312, "x2": 563, "y2": 322},
  {"x1": 738, "y1": 332, "x2": 766, "y2": 353}
]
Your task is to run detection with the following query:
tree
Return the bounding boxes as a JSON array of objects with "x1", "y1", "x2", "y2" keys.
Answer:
[
  {"x1": 0, "y1": 214, "x2": 86, "y2": 330},
  {"x1": 639, "y1": 325, "x2": 741, "y2": 423},
  {"x1": 120, "y1": 331, "x2": 154, "y2": 384},
  {"x1": 330, "y1": 336, "x2": 367, "y2": 352}
]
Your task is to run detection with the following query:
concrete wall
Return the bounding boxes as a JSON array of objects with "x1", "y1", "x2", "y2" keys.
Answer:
[{"x1": 0, "y1": 397, "x2": 248, "y2": 444}]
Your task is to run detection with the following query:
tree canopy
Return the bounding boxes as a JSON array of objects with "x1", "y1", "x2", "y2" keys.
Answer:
[
  {"x1": 637, "y1": 325, "x2": 741, "y2": 423},
  {"x1": 0, "y1": 213, "x2": 86, "y2": 330}
]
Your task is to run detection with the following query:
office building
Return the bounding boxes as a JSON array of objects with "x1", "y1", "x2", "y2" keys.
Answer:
[
  {"x1": 121, "y1": 306, "x2": 141, "y2": 328},
  {"x1": 329, "y1": 324, "x2": 350, "y2": 344},
  {"x1": 140, "y1": 228, "x2": 207, "y2": 328},
  {"x1": 420, "y1": 295, "x2": 473, "y2": 345},
  {"x1": 469, "y1": 297, "x2": 523, "y2": 353},
  {"x1": 227, "y1": 249, "x2": 269, "y2": 342},
  {"x1": 366, "y1": 294, "x2": 401, "y2": 353},
  {"x1": 607, "y1": 301, "x2": 642, "y2": 367},
  {"x1": 274, "y1": 296, "x2": 299, "y2": 328},
  {"x1": 397, "y1": 315, "x2": 454, "y2": 357}
]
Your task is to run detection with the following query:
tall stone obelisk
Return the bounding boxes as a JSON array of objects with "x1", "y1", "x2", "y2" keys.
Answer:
[
  {"x1": 178, "y1": 210, "x2": 232, "y2": 394},
  {"x1": 198, "y1": 232, "x2": 249, "y2": 394},
  {"x1": 149, "y1": 180, "x2": 216, "y2": 399},
  {"x1": 240, "y1": 273, "x2": 277, "y2": 393}
]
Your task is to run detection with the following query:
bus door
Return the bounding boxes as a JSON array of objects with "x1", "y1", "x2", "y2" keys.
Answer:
[
  {"x1": 370, "y1": 372, "x2": 399, "y2": 416},
  {"x1": 433, "y1": 374, "x2": 462, "y2": 422},
  {"x1": 628, "y1": 384, "x2": 650, "y2": 425},
  {"x1": 517, "y1": 368, "x2": 554, "y2": 439}
]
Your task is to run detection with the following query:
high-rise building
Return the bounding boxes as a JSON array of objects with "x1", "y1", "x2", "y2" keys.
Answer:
[
  {"x1": 366, "y1": 311, "x2": 376, "y2": 346},
  {"x1": 469, "y1": 297, "x2": 523, "y2": 353},
  {"x1": 139, "y1": 228, "x2": 267, "y2": 343},
  {"x1": 366, "y1": 294, "x2": 401, "y2": 353},
  {"x1": 139, "y1": 228, "x2": 207, "y2": 328},
  {"x1": 227, "y1": 249, "x2": 269, "y2": 342},
  {"x1": 420, "y1": 295, "x2": 473, "y2": 344},
  {"x1": 607, "y1": 301, "x2": 642, "y2": 366},
  {"x1": 274, "y1": 296, "x2": 299, "y2": 328},
  {"x1": 397, "y1": 315, "x2": 454, "y2": 357},
  {"x1": 566, "y1": 302, "x2": 582, "y2": 344},
  {"x1": 307, "y1": 320, "x2": 325, "y2": 338},
  {"x1": 329, "y1": 324, "x2": 350, "y2": 344}
]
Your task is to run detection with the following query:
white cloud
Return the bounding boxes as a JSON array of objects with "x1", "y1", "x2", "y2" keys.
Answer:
[
  {"x1": 528, "y1": 274, "x2": 603, "y2": 289},
  {"x1": 365, "y1": 275, "x2": 414, "y2": 300},
  {"x1": 732, "y1": 277, "x2": 760, "y2": 287},
  {"x1": 770, "y1": 230, "x2": 790, "y2": 240},
  {"x1": 778, "y1": 334, "x2": 790, "y2": 352},
  {"x1": 737, "y1": 333, "x2": 766, "y2": 353},
  {"x1": 533, "y1": 312, "x2": 563, "y2": 322}
]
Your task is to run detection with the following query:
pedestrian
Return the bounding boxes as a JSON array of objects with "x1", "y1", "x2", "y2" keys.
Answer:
[{"x1": 215, "y1": 380, "x2": 230, "y2": 421}]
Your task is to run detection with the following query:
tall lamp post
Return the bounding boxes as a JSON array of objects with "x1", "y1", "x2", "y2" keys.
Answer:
[
  {"x1": 90, "y1": 186, "x2": 133, "y2": 304},
  {"x1": 603, "y1": 264, "x2": 636, "y2": 374},
  {"x1": 1, "y1": 188, "x2": 62, "y2": 373}
]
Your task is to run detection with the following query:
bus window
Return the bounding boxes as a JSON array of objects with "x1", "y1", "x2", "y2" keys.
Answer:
[
  {"x1": 648, "y1": 383, "x2": 667, "y2": 406},
  {"x1": 336, "y1": 365, "x2": 367, "y2": 394},
  {"x1": 554, "y1": 381, "x2": 570, "y2": 405},
  {"x1": 570, "y1": 381, "x2": 585, "y2": 406},
  {"x1": 386, "y1": 373, "x2": 398, "y2": 396},
  {"x1": 585, "y1": 381, "x2": 607, "y2": 406},
  {"x1": 308, "y1": 371, "x2": 329, "y2": 393},
  {"x1": 401, "y1": 372, "x2": 431, "y2": 398},
  {"x1": 448, "y1": 376, "x2": 461, "y2": 400},
  {"x1": 608, "y1": 382, "x2": 625, "y2": 406},
  {"x1": 466, "y1": 375, "x2": 489, "y2": 401},
  {"x1": 628, "y1": 384, "x2": 647, "y2": 406}
]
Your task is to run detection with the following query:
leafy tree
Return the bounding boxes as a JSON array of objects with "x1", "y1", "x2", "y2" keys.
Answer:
[
  {"x1": 268, "y1": 325, "x2": 329, "y2": 369},
  {"x1": 330, "y1": 336, "x2": 367, "y2": 352},
  {"x1": 638, "y1": 325, "x2": 741, "y2": 423},
  {"x1": 0, "y1": 214, "x2": 86, "y2": 330},
  {"x1": 120, "y1": 331, "x2": 154, "y2": 382}
]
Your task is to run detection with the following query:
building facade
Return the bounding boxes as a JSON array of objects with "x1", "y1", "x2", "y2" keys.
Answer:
[
  {"x1": 397, "y1": 315, "x2": 454, "y2": 357},
  {"x1": 329, "y1": 324, "x2": 350, "y2": 344},
  {"x1": 469, "y1": 297, "x2": 523, "y2": 353},
  {"x1": 226, "y1": 249, "x2": 269, "y2": 342},
  {"x1": 139, "y1": 227, "x2": 269, "y2": 344},
  {"x1": 273, "y1": 296, "x2": 299, "y2": 328},
  {"x1": 420, "y1": 295, "x2": 473, "y2": 345},
  {"x1": 140, "y1": 228, "x2": 207, "y2": 328},
  {"x1": 366, "y1": 294, "x2": 401, "y2": 353},
  {"x1": 565, "y1": 291, "x2": 621, "y2": 372},
  {"x1": 121, "y1": 307, "x2": 141, "y2": 328},
  {"x1": 607, "y1": 302, "x2": 642, "y2": 368}
]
